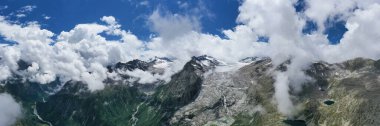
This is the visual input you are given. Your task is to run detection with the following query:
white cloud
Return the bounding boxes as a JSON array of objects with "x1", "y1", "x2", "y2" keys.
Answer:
[
  {"x1": 0, "y1": 18, "x2": 54, "y2": 44},
  {"x1": 30, "y1": 72, "x2": 56, "y2": 85},
  {"x1": 0, "y1": 93, "x2": 22, "y2": 126},
  {"x1": 273, "y1": 72, "x2": 294, "y2": 117},
  {"x1": 0, "y1": 66, "x2": 11, "y2": 80},
  {"x1": 305, "y1": 0, "x2": 356, "y2": 31},
  {"x1": 44, "y1": 16, "x2": 51, "y2": 20},
  {"x1": 0, "y1": 46, "x2": 21, "y2": 72},
  {"x1": 305, "y1": 0, "x2": 380, "y2": 32},
  {"x1": 80, "y1": 63, "x2": 107, "y2": 91},
  {"x1": 101, "y1": 16, "x2": 117, "y2": 25},
  {"x1": 125, "y1": 69, "x2": 160, "y2": 84},
  {"x1": 148, "y1": 9, "x2": 201, "y2": 40},
  {"x1": 9, "y1": 5, "x2": 37, "y2": 19},
  {"x1": 322, "y1": 3, "x2": 380, "y2": 62},
  {"x1": 18, "y1": 5, "x2": 36, "y2": 13},
  {"x1": 15, "y1": 14, "x2": 26, "y2": 18},
  {"x1": 237, "y1": 0, "x2": 303, "y2": 40},
  {"x1": 0, "y1": 16, "x2": 145, "y2": 91},
  {"x1": 57, "y1": 24, "x2": 108, "y2": 43}
]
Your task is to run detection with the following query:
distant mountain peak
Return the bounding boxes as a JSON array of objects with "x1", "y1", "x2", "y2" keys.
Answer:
[
  {"x1": 189, "y1": 55, "x2": 227, "y2": 73},
  {"x1": 148, "y1": 56, "x2": 173, "y2": 69},
  {"x1": 148, "y1": 56, "x2": 173, "y2": 63},
  {"x1": 114, "y1": 59, "x2": 150, "y2": 71},
  {"x1": 192, "y1": 55, "x2": 225, "y2": 66}
]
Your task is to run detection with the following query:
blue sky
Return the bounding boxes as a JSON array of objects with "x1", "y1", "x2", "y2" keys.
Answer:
[
  {"x1": 0, "y1": 0, "x2": 348, "y2": 44},
  {"x1": 0, "y1": 0, "x2": 239, "y2": 41}
]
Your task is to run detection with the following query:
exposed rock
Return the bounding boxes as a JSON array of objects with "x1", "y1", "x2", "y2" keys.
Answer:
[{"x1": 169, "y1": 57, "x2": 380, "y2": 126}]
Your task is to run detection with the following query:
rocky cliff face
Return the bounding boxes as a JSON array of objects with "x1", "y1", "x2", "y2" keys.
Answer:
[{"x1": 1, "y1": 56, "x2": 380, "y2": 126}]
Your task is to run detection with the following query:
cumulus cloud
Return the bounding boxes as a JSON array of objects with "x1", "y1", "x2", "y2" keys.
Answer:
[
  {"x1": 0, "y1": 15, "x2": 146, "y2": 91},
  {"x1": 57, "y1": 23, "x2": 108, "y2": 44},
  {"x1": 0, "y1": 93, "x2": 22, "y2": 126},
  {"x1": 305, "y1": 0, "x2": 380, "y2": 32},
  {"x1": 322, "y1": 3, "x2": 380, "y2": 62},
  {"x1": 81, "y1": 63, "x2": 108, "y2": 91},
  {"x1": 0, "y1": 18, "x2": 54, "y2": 44},
  {"x1": 0, "y1": 66, "x2": 11, "y2": 80},
  {"x1": 101, "y1": 16, "x2": 117, "y2": 25},
  {"x1": 148, "y1": 9, "x2": 201, "y2": 40}
]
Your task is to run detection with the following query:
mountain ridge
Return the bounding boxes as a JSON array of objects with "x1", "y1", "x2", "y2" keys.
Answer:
[{"x1": 1, "y1": 56, "x2": 380, "y2": 126}]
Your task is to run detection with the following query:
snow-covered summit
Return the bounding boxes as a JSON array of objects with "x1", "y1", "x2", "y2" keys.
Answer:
[
  {"x1": 191, "y1": 55, "x2": 226, "y2": 67},
  {"x1": 148, "y1": 57, "x2": 173, "y2": 69}
]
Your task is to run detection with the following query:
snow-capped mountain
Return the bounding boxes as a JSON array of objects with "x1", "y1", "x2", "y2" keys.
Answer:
[
  {"x1": 192, "y1": 55, "x2": 225, "y2": 66},
  {"x1": 112, "y1": 57, "x2": 173, "y2": 73},
  {"x1": 148, "y1": 57, "x2": 173, "y2": 69},
  {"x1": 1, "y1": 56, "x2": 380, "y2": 126}
]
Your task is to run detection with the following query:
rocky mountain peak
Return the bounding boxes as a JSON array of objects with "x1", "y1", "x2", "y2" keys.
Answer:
[
  {"x1": 190, "y1": 55, "x2": 226, "y2": 72},
  {"x1": 114, "y1": 59, "x2": 150, "y2": 71},
  {"x1": 111, "y1": 57, "x2": 174, "y2": 73}
]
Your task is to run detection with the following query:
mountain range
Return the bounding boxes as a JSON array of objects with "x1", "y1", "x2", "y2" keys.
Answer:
[{"x1": 1, "y1": 55, "x2": 380, "y2": 126}]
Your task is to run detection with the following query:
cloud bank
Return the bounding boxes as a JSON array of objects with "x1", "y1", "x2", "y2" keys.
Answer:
[{"x1": 0, "y1": 0, "x2": 380, "y2": 117}]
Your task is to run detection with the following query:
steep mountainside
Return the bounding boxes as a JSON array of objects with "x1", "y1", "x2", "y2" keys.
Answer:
[{"x1": 1, "y1": 56, "x2": 380, "y2": 126}]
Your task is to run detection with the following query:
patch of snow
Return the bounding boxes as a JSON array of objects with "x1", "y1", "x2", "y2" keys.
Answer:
[
  {"x1": 148, "y1": 57, "x2": 173, "y2": 69},
  {"x1": 200, "y1": 60, "x2": 211, "y2": 66}
]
